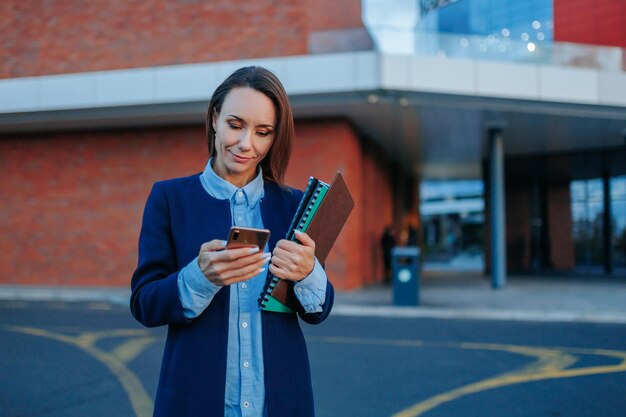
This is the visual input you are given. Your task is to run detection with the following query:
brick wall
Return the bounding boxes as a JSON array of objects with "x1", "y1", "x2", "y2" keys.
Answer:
[
  {"x1": 362, "y1": 144, "x2": 395, "y2": 284},
  {"x1": 547, "y1": 182, "x2": 575, "y2": 269},
  {"x1": 0, "y1": 126, "x2": 207, "y2": 286},
  {"x1": 288, "y1": 119, "x2": 365, "y2": 290},
  {"x1": 484, "y1": 180, "x2": 530, "y2": 274},
  {"x1": 1, "y1": 118, "x2": 391, "y2": 289},
  {"x1": 0, "y1": 0, "x2": 380, "y2": 289},
  {"x1": 0, "y1": 0, "x2": 364, "y2": 79},
  {"x1": 505, "y1": 184, "x2": 532, "y2": 272},
  {"x1": 306, "y1": 0, "x2": 363, "y2": 31}
]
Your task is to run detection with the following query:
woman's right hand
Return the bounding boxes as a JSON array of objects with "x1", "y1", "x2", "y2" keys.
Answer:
[{"x1": 198, "y1": 239, "x2": 271, "y2": 286}]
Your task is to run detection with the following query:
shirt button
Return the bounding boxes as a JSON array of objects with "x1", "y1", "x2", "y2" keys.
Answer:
[
  {"x1": 241, "y1": 283, "x2": 247, "y2": 289},
  {"x1": 237, "y1": 191, "x2": 243, "y2": 197},
  {"x1": 243, "y1": 401, "x2": 250, "y2": 408},
  {"x1": 243, "y1": 361, "x2": 250, "y2": 368},
  {"x1": 241, "y1": 321, "x2": 248, "y2": 329},
  {"x1": 297, "y1": 287, "x2": 303, "y2": 293},
  {"x1": 237, "y1": 216, "x2": 243, "y2": 222}
]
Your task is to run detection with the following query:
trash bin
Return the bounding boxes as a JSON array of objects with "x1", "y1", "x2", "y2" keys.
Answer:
[{"x1": 392, "y1": 246, "x2": 420, "y2": 306}]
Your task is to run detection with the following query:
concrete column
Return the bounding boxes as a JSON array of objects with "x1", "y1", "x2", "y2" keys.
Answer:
[
  {"x1": 489, "y1": 128, "x2": 507, "y2": 288},
  {"x1": 530, "y1": 176, "x2": 543, "y2": 272},
  {"x1": 603, "y1": 173, "x2": 613, "y2": 275}
]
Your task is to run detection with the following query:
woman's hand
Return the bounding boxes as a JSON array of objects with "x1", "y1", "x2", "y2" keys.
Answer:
[
  {"x1": 269, "y1": 230, "x2": 315, "y2": 282},
  {"x1": 198, "y1": 239, "x2": 271, "y2": 286}
]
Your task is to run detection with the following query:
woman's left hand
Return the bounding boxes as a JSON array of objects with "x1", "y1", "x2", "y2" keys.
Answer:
[{"x1": 269, "y1": 230, "x2": 315, "y2": 282}]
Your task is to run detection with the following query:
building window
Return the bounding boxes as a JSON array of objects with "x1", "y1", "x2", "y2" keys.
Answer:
[
  {"x1": 570, "y1": 176, "x2": 626, "y2": 271},
  {"x1": 571, "y1": 179, "x2": 604, "y2": 267},
  {"x1": 612, "y1": 176, "x2": 626, "y2": 269},
  {"x1": 420, "y1": 180, "x2": 484, "y2": 270}
]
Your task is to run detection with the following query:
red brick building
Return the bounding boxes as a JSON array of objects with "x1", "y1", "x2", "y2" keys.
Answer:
[
  {"x1": 1, "y1": 0, "x2": 625, "y2": 291},
  {"x1": 0, "y1": 0, "x2": 401, "y2": 289}
]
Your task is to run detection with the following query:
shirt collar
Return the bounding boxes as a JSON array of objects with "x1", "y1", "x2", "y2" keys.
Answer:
[{"x1": 201, "y1": 158, "x2": 264, "y2": 207}]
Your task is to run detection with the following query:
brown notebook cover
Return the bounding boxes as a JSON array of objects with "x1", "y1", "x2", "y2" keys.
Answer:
[{"x1": 268, "y1": 172, "x2": 354, "y2": 311}]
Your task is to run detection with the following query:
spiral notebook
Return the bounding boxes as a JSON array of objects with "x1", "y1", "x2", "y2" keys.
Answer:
[{"x1": 258, "y1": 172, "x2": 354, "y2": 313}]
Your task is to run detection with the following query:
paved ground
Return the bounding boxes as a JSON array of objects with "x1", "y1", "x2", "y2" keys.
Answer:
[
  {"x1": 2, "y1": 298, "x2": 626, "y2": 417},
  {"x1": 2, "y1": 270, "x2": 626, "y2": 417}
]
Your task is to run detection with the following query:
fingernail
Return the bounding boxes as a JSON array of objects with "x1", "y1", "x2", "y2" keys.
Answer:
[
  {"x1": 262, "y1": 252, "x2": 272, "y2": 259},
  {"x1": 259, "y1": 267, "x2": 266, "y2": 274},
  {"x1": 262, "y1": 256, "x2": 271, "y2": 264},
  {"x1": 294, "y1": 229, "x2": 302, "y2": 234},
  {"x1": 248, "y1": 247, "x2": 260, "y2": 254}
]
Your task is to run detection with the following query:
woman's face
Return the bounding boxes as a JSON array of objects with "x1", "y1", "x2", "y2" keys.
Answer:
[{"x1": 212, "y1": 87, "x2": 276, "y2": 187}]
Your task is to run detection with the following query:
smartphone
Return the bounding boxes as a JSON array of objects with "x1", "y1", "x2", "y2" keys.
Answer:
[{"x1": 226, "y1": 226, "x2": 271, "y2": 250}]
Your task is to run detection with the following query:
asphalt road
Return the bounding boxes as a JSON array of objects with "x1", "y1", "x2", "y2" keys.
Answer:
[{"x1": 1, "y1": 300, "x2": 625, "y2": 417}]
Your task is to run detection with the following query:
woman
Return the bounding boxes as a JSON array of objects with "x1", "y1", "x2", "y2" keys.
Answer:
[{"x1": 130, "y1": 66, "x2": 334, "y2": 417}]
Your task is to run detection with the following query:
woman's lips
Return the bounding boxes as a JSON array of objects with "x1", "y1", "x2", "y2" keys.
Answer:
[{"x1": 229, "y1": 150, "x2": 253, "y2": 163}]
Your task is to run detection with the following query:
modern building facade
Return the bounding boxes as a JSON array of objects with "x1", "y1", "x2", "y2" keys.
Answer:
[{"x1": 1, "y1": 0, "x2": 625, "y2": 290}]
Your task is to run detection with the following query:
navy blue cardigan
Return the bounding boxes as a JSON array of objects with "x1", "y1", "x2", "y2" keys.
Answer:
[{"x1": 130, "y1": 174, "x2": 334, "y2": 417}]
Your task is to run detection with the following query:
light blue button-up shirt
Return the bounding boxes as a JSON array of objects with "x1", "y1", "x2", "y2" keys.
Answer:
[{"x1": 177, "y1": 159, "x2": 328, "y2": 417}]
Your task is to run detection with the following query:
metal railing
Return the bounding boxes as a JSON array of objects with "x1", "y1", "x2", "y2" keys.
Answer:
[{"x1": 367, "y1": 29, "x2": 625, "y2": 72}]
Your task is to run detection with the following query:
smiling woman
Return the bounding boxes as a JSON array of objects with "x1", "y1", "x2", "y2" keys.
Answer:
[
  {"x1": 210, "y1": 88, "x2": 276, "y2": 187},
  {"x1": 206, "y1": 66, "x2": 295, "y2": 189},
  {"x1": 130, "y1": 66, "x2": 334, "y2": 417}
]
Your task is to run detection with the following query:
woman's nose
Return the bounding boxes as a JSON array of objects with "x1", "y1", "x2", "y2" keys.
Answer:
[{"x1": 238, "y1": 129, "x2": 253, "y2": 150}]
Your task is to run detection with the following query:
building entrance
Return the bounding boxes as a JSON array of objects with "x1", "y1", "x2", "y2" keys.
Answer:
[{"x1": 420, "y1": 180, "x2": 484, "y2": 271}]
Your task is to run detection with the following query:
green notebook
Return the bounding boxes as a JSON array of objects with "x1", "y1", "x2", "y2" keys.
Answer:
[{"x1": 258, "y1": 172, "x2": 354, "y2": 313}]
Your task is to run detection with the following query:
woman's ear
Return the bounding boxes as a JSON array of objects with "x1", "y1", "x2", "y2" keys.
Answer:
[{"x1": 212, "y1": 110, "x2": 218, "y2": 131}]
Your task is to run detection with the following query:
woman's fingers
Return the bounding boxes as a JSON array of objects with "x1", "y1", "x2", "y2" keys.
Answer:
[
  {"x1": 213, "y1": 251, "x2": 270, "y2": 278},
  {"x1": 270, "y1": 247, "x2": 304, "y2": 271},
  {"x1": 220, "y1": 255, "x2": 271, "y2": 286},
  {"x1": 199, "y1": 245, "x2": 270, "y2": 286},
  {"x1": 294, "y1": 230, "x2": 315, "y2": 250},
  {"x1": 198, "y1": 230, "x2": 317, "y2": 286},
  {"x1": 270, "y1": 233, "x2": 315, "y2": 281},
  {"x1": 199, "y1": 239, "x2": 227, "y2": 252}
]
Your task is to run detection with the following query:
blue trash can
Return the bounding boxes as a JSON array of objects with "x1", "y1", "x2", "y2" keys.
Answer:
[{"x1": 392, "y1": 246, "x2": 420, "y2": 306}]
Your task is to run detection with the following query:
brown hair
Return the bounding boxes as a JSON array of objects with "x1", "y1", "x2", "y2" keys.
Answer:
[{"x1": 206, "y1": 66, "x2": 294, "y2": 187}]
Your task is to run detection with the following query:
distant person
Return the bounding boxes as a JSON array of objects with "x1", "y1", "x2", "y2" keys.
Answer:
[
  {"x1": 407, "y1": 223, "x2": 418, "y2": 246},
  {"x1": 130, "y1": 66, "x2": 333, "y2": 417},
  {"x1": 381, "y1": 225, "x2": 396, "y2": 284}
]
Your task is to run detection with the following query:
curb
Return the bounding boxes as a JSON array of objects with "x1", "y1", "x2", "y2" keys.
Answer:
[
  {"x1": 332, "y1": 304, "x2": 626, "y2": 324},
  {"x1": 2, "y1": 285, "x2": 626, "y2": 325},
  {"x1": 0, "y1": 286, "x2": 130, "y2": 306}
]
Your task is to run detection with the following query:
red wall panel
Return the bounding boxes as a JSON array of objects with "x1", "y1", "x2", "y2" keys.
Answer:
[{"x1": 554, "y1": 0, "x2": 626, "y2": 48}]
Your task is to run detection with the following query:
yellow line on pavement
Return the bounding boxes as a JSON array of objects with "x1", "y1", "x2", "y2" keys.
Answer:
[
  {"x1": 392, "y1": 342, "x2": 626, "y2": 417},
  {"x1": 113, "y1": 337, "x2": 158, "y2": 363},
  {"x1": 309, "y1": 334, "x2": 626, "y2": 417},
  {"x1": 75, "y1": 329, "x2": 151, "y2": 347},
  {"x1": 5, "y1": 326, "x2": 155, "y2": 417}
]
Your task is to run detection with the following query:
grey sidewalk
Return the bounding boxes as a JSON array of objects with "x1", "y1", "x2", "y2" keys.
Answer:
[
  {"x1": 1, "y1": 269, "x2": 625, "y2": 323},
  {"x1": 333, "y1": 269, "x2": 626, "y2": 323}
]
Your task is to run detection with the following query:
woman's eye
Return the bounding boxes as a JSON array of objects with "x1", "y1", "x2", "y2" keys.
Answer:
[
  {"x1": 257, "y1": 130, "x2": 273, "y2": 137},
  {"x1": 228, "y1": 122, "x2": 242, "y2": 130}
]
